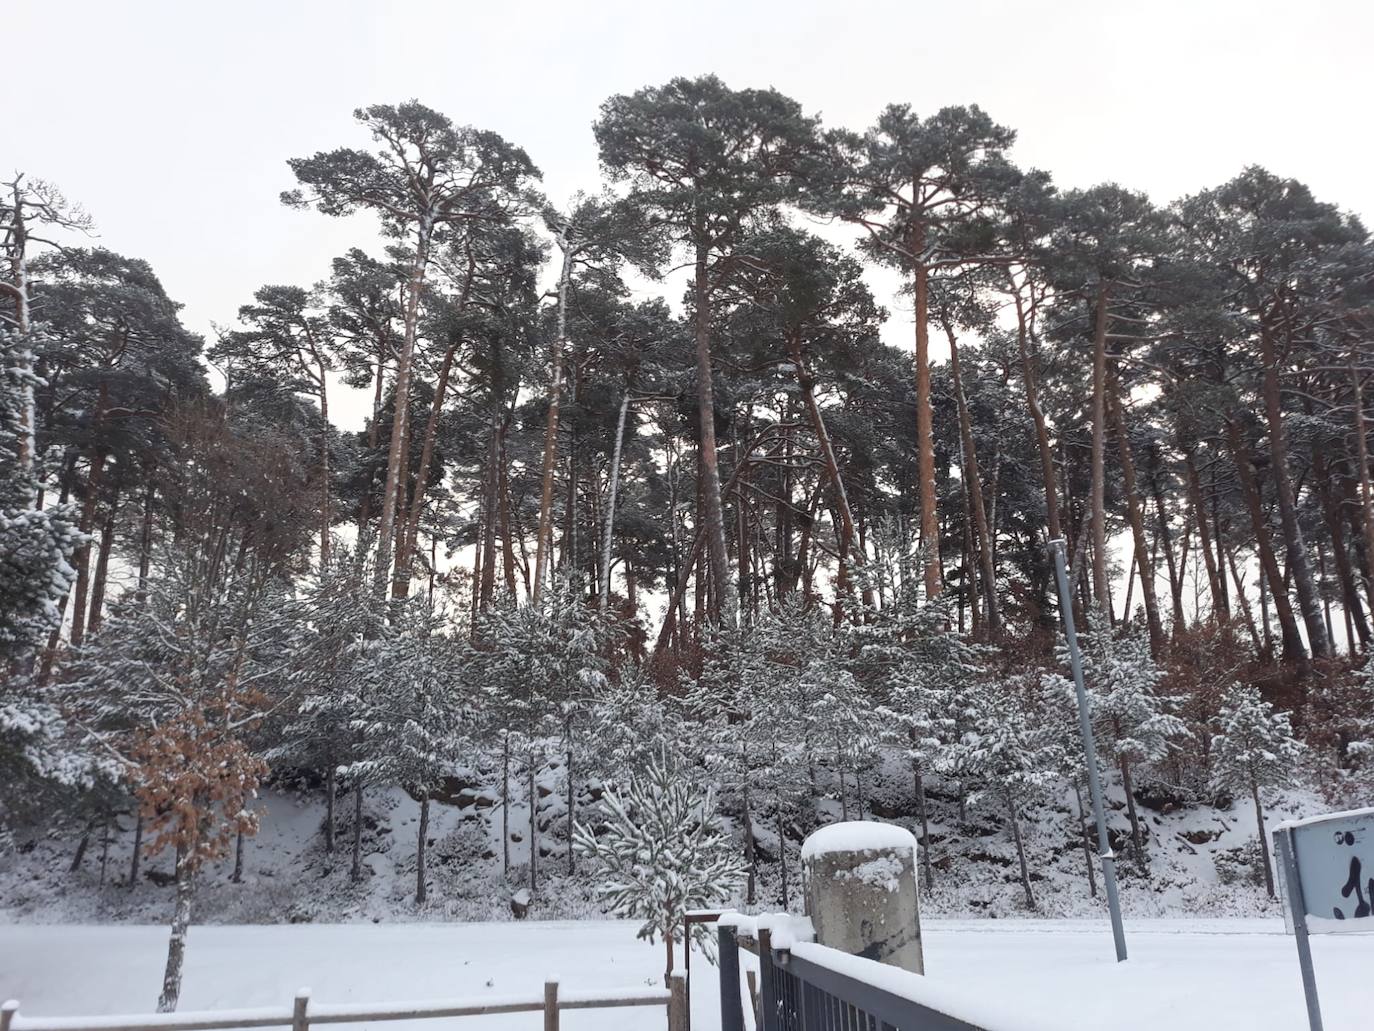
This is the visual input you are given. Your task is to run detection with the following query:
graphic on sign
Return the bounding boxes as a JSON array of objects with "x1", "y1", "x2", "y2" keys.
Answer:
[{"x1": 1282, "y1": 807, "x2": 1374, "y2": 934}]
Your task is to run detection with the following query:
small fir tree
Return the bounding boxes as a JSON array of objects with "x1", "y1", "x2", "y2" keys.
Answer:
[
  {"x1": 1210, "y1": 684, "x2": 1305, "y2": 897},
  {"x1": 574, "y1": 750, "x2": 744, "y2": 984}
]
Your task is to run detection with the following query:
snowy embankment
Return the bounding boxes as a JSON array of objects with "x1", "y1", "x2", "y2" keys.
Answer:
[{"x1": 1, "y1": 920, "x2": 1371, "y2": 1030}]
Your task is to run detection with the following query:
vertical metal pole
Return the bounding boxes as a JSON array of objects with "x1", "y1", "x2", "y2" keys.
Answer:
[
  {"x1": 1050, "y1": 538, "x2": 1128, "y2": 962},
  {"x1": 757, "y1": 928, "x2": 780, "y2": 1031},
  {"x1": 1276, "y1": 828, "x2": 1324, "y2": 1031},
  {"x1": 718, "y1": 925, "x2": 745, "y2": 1031}
]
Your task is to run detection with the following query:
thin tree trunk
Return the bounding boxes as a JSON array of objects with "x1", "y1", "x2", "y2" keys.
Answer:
[
  {"x1": 1012, "y1": 280, "x2": 1062, "y2": 541},
  {"x1": 157, "y1": 843, "x2": 195, "y2": 1012},
  {"x1": 324, "y1": 764, "x2": 336, "y2": 855},
  {"x1": 1108, "y1": 379, "x2": 1165, "y2": 653},
  {"x1": 599, "y1": 392, "x2": 631, "y2": 608},
  {"x1": 1120, "y1": 758, "x2": 1147, "y2": 874},
  {"x1": 533, "y1": 238, "x2": 573, "y2": 604},
  {"x1": 528, "y1": 757, "x2": 538, "y2": 893},
  {"x1": 913, "y1": 759, "x2": 934, "y2": 891},
  {"x1": 1090, "y1": 285, "x2": 1112, "y2": 610},
  {"x1": 1228, "y1": 421, "x2": 1307, "y2": 667},
  {"x1": 87, "y1": 497, "x2": 120, "y2": 636},
  {"x1": 945, "y1": 321, "x2": 999, "y2": 632},
  {"x1": 351, "y1": 782, "x2": 363, "y2": 883},
  {"x1": 1350, "y1": 361, "x2": 1374, "y2": 615},
  {"x1": 1184, "y1": 456, "x2": 1227, "y2": 620},
  {"x1": 1074, "y1": 779, "x2": 1098, "y2": 898},
  {"x1": 1252, "y1": 780, "x2": 1275, "y2": 898},
  {"x1": 692, "y1": 241, "x2": 734, "y2": 625},
  {"x1": 1007, "y1": 791, "x2": 1035, "y2": 910},
  {"x1": 502, "y1": 732, "x2": 510, "y2": 874},
  {"x1": 232, "y1": 827, "x2": 244, "y2": 884},
  {"x1": 415, "y1": 791, "x2": 429, "y2": 904},
  {"x1": 128, "y1": 814, "x2": 143, "y2": 888},
  {"x1": 912, "y1": 253, "x2": 941, "y2": 598}
]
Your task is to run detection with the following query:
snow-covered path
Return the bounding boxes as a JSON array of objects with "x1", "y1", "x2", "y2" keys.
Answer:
[{"x1": 1, "y1": 919, "x2": 1370, "y2": 1030}]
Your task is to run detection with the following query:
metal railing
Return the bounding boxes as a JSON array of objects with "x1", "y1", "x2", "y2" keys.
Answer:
[
  {"x1": 719, "y1": 921, "x2": 996, "y2": 1031},
  {"x1": 2, "y1": 976, "x2": 685, "y2": 1031}
]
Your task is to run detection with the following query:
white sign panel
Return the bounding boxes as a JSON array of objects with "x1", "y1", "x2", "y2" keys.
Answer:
[{"x1": 1279, "y1": 806, "x2": 1374, "y2": 934}]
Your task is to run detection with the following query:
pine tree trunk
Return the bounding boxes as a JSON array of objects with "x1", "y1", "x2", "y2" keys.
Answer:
[
  {"x1": 692, "y1": 240, "x2": 734, "y2": 625},
  {"x1": 128, "y1": 814, "x2": 143, "y2": 888},
  {"x1": 324, "y1": 764, "x2": 336, "y2": 855},
  {"x1": 1348, "y1": 359, "x2": 1374, "y2": 616},
  {"x1": 599, "y1": 392, "x2": 631, "y2": 607},
  {"x1": 1074, "y1": 779, "x2": 1098, "y2": 898},
  {"x1": 946, "y1": 321, "x2": 999, "y2": 632},
  {"x1": 318, "y1": 362, "x2": 331, "y2": 566},
  {"x1": 1007, "y1": 791, "x2": 1035, "y2": 911},
  {"x1": 1257, "y1": 324, "x2": 1330, "y2": 657},
  {"x1": 87, "y1": 499, "x2": 119, "y2": 636},
  {"x1": 742, "y1": 775, "x2": 757, "y2": 905},
  {"x1": 373, "y1": 225, "x2": 431, "y2": 595},
  {"x1": 1224, "y1": 542, "x2": 1265, "y2": 656},
  {"x1": 1184, "y1": 456, "x2": 1228, "y2": 621},
  {"x1": 912, "y1": 253, "x2": 941, "y2": 599},
  {"x1": 1252, "y1": 779, "x2": 1275, "y2": 898},
  {"x1": 502, "y1": 733, "x2": 510, "y2": 874},
  {"x1": 232, "y1": 827, "x2": 244, "y2": 884},
  {"x1": 913, "y1": 758, "x2": 934, "y2": 891},
  {"x1": 69, "y1": 819, "x2": 92, "y2": 873},
  {"x1": 534, "y1": 239, "x2": 573, "y2": 604},
  {"x1": 1228, "y1": 421, "x2": 1308, "y2": 667},
  {"x1": 98, "y1": 809, "x2": 111, "y2": 888},
  {"x1": 528, "y1": 758, "x2": 538, "y2": 893},
  {"x1": 157, "y1": 843, "x2": 194, "y2": 1012},
  {"x1": 566, "y1": 733, "x2": 576, "y2": 876},
  {"x1": 1120, "y1": 759, "x2": 1147, "y2": 874},
  {"x1": 1090, "y1": 285, "x2": 1112, "y2": 609},
  {"x1": 351, "y1": 782, "x2": 363, "y2": 883},
  {"x1": 415, "y1": 791, "x2": 429, "y2": 905},
  {"x1": 1011, "y1": 281, "x2": 1063, "y2": 541},
  {"x1": 1108, "y1": 379, "x2": 1165, "y2": 654},
  {"x1": 776, "y1": 786, "x2": 790, "y2": 910}
]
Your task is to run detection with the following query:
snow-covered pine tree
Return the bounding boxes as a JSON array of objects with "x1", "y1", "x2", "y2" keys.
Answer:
[
  {"x1": 0, "y1": 326, "x2": 85, "y2": 818},
  {"x1": 1061, "y1": 606, "x2": 1189, "y2": 872},
  {"x1": 471, "y1": 576, "x2": 617, "y2": 887},
  {"x1": 940, "y1": 673, "x2": 1066, "y2": 909},
  {"x1": 573, "y1": 749, "x2": 744, "y2": 984},
  {"x1": 271, "y1": 545, "x2": 387, "y2": 874},
  {"x1": 344, "y1": 597, "x2": 465, "y2": 905},
  {"x1": 1210, "y1": 684, "x2": 1304, "y2": 897}
]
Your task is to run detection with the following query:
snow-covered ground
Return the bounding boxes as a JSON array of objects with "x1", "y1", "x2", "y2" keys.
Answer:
[{"x1": 2, "y1": 919, "x2": 1370, "y2": 1030}]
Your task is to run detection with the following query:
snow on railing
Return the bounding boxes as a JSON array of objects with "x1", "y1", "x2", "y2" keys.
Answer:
[{"x1": 1, "y1": 977, "x2": 685, "y2": 1031}]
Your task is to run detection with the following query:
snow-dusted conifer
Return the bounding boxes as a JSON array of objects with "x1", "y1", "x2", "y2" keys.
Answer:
[
  {"x1": 940, "y1": 673, "x2": 1066, "y2": 909},
  {"x1": 1057, "y1": 606, "x2": 1188, "y2": 870},
  {"x1": 573, "y1": 748, "x2": 744, "y2": 984},
  {"x1": 344, "y1": 597, "x2": 464, "y2": 905},
  {"x1": 1210, "y1": 684, "x2": 1304, "y2": 897}
]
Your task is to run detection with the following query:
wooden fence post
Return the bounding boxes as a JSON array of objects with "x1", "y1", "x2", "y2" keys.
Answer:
[
  {"x1": 291, "y1": 990, "x2": 309, "y2": 1031},
  {"x1": 2, "y1": 1000, "x2": 19, "y2": 1031},
  {"x1": 543, "y1": 980, "x2": 558, "y2": 1031},
  {"x1": 668, "y1": 972, "x2": 688, "y2": 1031},
  {"x1": 757, "y1": 928, "x2": 778, "y2": 1031}
]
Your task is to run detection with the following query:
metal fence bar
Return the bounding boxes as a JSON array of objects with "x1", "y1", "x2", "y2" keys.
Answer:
[
  {"x1": 782, "y1": 950, "x2": 988, "y2": 1031},
  {"x1": 718, "y1": 925, "x2": 744, "y2": 1031}
]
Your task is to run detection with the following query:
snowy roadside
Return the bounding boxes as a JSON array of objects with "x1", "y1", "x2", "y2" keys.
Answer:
[{"x1": 1, "y1": 920, "x2": 1371, "y2": 1031}]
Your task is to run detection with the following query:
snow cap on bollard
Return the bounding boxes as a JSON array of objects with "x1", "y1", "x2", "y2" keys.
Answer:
[{"x1": 801, "y1": 820, "x2": 923, "y2": 974}]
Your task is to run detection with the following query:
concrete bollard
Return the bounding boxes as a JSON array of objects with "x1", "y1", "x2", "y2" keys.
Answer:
[{"x1": 801, "y1": 820, "x2": 924, "y2": 974}]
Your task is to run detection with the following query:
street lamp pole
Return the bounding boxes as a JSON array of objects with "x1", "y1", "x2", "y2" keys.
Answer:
[{"x1": 1049, "y1": 537, "x2": 1128, "y2": 962}]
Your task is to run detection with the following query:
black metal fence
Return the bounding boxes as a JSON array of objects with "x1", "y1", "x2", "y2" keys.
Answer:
[{"x1": 718, "y1": 924, "x2": 993, "y2": 1031}]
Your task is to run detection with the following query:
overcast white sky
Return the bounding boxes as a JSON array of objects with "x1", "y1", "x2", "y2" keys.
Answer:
[{"x1": 10, "y1": 0, "x2": 1374, "y2": 430}]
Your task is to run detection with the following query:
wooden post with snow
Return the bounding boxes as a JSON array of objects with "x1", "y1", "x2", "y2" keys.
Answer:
[
  {"x1": 667, "y1": 972, "x2": 687, "y2": 1031},
  {"x1": 291, "y1": 990, "x2": 309, "y2": 1031},
  {"x1": 800, "y1": 820, "x2": 924, "y2": 974},
  {"x1": 542, "y1": 981, "x2": 558, "y2": 1031}
]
